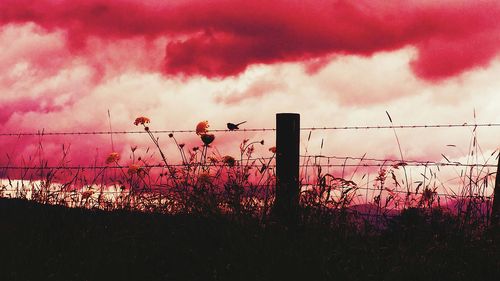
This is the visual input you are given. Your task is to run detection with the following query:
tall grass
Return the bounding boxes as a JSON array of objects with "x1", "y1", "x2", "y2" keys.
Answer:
[{"x1": 0, "y1": 117, "x2": 496, "y2": 234}]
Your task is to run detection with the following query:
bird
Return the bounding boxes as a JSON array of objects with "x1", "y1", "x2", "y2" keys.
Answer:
[{"x1": 227, "y1": 121, "x2": 247, "y2": 131}]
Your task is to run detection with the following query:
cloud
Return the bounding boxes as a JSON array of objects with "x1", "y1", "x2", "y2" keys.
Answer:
[
  {"x1": 1, "y1": 58, "x2": 499, "y2": 190},
  {"x1": 2, "y1": 1, "x2": 500, "y2": 81},
  {"x1": 214, "y1": 79, "x2": 285, "y2": 105},
  {"x1": 314, "y1": 49, "x2": 421, "y2": 106}
]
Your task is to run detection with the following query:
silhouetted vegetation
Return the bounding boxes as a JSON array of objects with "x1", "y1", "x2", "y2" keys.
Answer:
[
  {"x1": 0, "y1": 198, "x2": 498, "y2": 281},
  {"x1": 1, "y1": 117, "x2": 498, "y2": 280}
]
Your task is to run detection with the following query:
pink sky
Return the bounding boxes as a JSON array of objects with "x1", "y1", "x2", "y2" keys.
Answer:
[{"x1": 1, "y1": 0, "x2": 499, "y2": 194}]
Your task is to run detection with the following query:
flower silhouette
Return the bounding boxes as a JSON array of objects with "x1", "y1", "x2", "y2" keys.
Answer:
[
  {"x1": 222, "y1": 156, "x2": 236, "y2": 167},
  {"x1": 128, "y1": 164, "x2": 147, "y2": 178},
  {"x1": 201, "y1": 133, "x2": 215, "y2": 146},
  {"x1": 196, "y1": 120, "x2": 209, "y2": 135},
  {"x1": 134, "y1": 116, "x2": 150, "y2": 126},
  {"x1": 106, "y1": 152, "x2": 120, "y2": 164},
  {"x1": 81, "y1": 190, "x2": 94, "y2": 200},
  {"x1": 128, "y1": 164, "x2": 140, "y2": 174}
]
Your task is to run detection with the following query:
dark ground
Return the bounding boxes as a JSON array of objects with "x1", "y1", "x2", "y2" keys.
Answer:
[{"x1": 0, "y1": 198, "x2": 498, "y2": 281}]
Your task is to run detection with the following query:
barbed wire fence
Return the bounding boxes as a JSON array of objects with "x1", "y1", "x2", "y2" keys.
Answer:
[
  {"x1": 0, "y1": 122, "x2": 499, "y2": 136},
  {"x1": 0, "y1": 116, "x2": 499, "y2": 225}
]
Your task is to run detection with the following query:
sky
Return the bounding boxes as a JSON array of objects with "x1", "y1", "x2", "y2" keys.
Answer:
[{"x1": 1, "y1": 0, "x2": 499, "y2": 192}]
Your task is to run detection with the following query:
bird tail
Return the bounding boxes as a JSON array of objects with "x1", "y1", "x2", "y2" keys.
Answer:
[{"x1": 236, "y1": 121, "x2": 247, "y2": 126}]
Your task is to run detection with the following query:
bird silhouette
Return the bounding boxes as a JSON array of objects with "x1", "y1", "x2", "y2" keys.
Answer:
[{"x1": 227, "y1": 121, "x2": 247, "y2": 131}]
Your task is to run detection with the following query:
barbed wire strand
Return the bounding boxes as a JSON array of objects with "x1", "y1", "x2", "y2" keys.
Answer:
[
  {"x1": 268, "y1": 162, "x2": 467, "y2": 168},
  {"x1": 0, "y1": 163, "x2": 277, "y2": 170},
  {"x1": 300, "y1": 154, "x2": 498, "y2": 168},
  {"x1": 1, "y1": 185, "x2": 491, "y2": 199},
  {"x1": 0, "y1": 162, "x2": 497, "y2": 170},
  {"x1": 301, "y1": 123, "x2": 500, "y2": 130},
  {"x1": 300, "y1": 184, "x2": 493, "y2": 199},
  {"x1": 0, "y1": 184, "x2": 274, "y2": 194},
  {"x1": 1, "y1": 122, "x2": 499, "y2": 137}
]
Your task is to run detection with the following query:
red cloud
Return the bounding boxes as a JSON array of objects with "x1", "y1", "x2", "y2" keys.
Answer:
[{"x1": 2, "y1": 0, "x2": 500, "y2": 80}]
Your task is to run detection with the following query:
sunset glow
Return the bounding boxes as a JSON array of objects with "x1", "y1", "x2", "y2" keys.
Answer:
[{"x1": 1, "y1": 1, "x2": 499, "y2": 192}]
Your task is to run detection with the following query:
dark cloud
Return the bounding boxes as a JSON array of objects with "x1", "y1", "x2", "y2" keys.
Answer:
[{"x1": 2, "y1": 0, "x2": 500, "y2": 80}]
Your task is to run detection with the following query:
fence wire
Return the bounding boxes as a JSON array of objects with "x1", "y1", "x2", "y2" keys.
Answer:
[
  {"x1": 1, "y1": 122, "x2": 499, "y2": 137},
  {"x1": 299, "y1": 162, "x2": 497, "y2": 168},
  {"x1": 0, "y1": 121, "x2": 497, "y2": 215},
  {"x1": 0, "y1": 161, "x2": 496, "y2": 170}
]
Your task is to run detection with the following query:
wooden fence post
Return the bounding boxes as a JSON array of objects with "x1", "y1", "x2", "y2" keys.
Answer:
[
  {"x1": 491, "y1": 153, "x2": 500, "y2": 227},
  {"x1": 274, "y1": 113, "x2": 300, "y2": 223}
]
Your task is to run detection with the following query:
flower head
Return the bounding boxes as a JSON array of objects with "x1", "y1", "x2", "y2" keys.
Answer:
[
  {"x1": 196, "y1": 120, "x2": 209, "y2": 135},
  {"x1": 128, "y1": 164, "x2": 147, "y2": 178},
  {"x1": 222, "y1": 155, "x2": 236, "y2": 167},
  {"x1": 201, "y1": 133, "x2": 215, "y2": 146},
  {"x1": 81, "y1": 190, "x2": 94, "y2": 200},
  {"x1": 106, "y1": 152, "x2": 120, "y2": 164},
  {"x1": 128, "y1": 164, "x2": 140, "y2": 175},
  {"x1": 134, "y1": 116, "x2": 150, "y2": 126}
]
